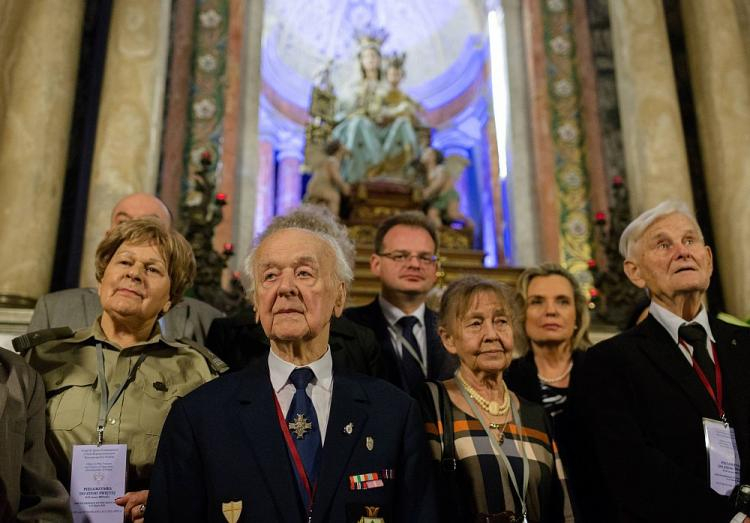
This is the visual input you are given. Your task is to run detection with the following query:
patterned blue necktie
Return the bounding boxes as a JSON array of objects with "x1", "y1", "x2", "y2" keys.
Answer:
[
  {"x1": 286, "y1": 368, "x2": 322, "y2": 491},
  {"x1": 397, "y1": 315, "x2": 425, "y2": 393}
]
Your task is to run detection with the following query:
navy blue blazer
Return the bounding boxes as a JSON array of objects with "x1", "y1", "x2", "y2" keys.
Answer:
[
  {"x1": 344, "y1": 299, "x2": 456, "y2": 391},
  {"x1": 146, "y1": 359, "x2": 438, "y2": 522},
  {"x1": 583, "y1": 315, "x2": 750, "y2": 522}
]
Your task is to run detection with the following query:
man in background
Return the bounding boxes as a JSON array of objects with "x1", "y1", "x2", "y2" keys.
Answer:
[
  {"x1": 28, "y1": 193, "x2": 222, "y2": 343},
  {"x1": 345, "y1": 211, "x2": 456, "y2": 394}
]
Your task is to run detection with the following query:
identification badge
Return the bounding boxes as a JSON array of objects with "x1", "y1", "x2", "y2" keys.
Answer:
[
  {"x1": 69, "y1": 444, "x2": 127, "y2": 522},
  {"x1": 703, "y1": 418, "x2": 741, "y2": 495}
]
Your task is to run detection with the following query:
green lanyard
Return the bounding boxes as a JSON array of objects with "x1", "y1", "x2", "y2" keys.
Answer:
[
  {"x1": 455, "y1": 371, "x2": 529, "y2": 522},
  {"x1": 95, "y1": 343, "x2": 147, "y2": 446}
]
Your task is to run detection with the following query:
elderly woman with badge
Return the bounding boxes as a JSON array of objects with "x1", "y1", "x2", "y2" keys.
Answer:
[
  {"x1": 419, "y1": 276, "x2": 573, "y2": 523},
  {"x1": 146, "y1": 206, "x2": 437, "y2": 522},
  {"x1": 23, "y1": 218, "x2": 224, "y2": 522}
]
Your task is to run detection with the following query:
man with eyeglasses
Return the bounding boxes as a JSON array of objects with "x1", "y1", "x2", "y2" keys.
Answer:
[{"x1": 345, "y1": 211, "x2": 457, "y2": 394}]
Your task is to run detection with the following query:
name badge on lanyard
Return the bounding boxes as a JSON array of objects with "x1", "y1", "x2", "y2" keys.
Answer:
[
  {"x1": 68, "y1": 343, "x2": 144, "y2": 521},
  {"x1": 703, "y1": 418, "x2": 741, "y2": 495},
  {"x1": 70, "y1": 443, "x2": 127, "y2": 522}
]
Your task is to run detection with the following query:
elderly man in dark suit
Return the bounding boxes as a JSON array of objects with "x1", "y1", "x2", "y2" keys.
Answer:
[
  {"x1": 147, "y1": 207, "x2": 437, "y2": 522},
  {"x1": 28, "y1": 193, "x2": 222, "y2": 343},
  {"x1": 345, "y1": 212, "x2": 456, "y2": 394},
  {"x1": 205, "y1": 205, "x2": 383, "y2": 377},
  {"x1": 0, "y1": 349, "x2": 71, "y2": 521},
  {"x1": 584, "y1": 200, "x2": 750, "y2": 522}
]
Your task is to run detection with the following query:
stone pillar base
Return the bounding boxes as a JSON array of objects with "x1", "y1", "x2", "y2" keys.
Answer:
[{"x1": 0, "y1": 294, "x2": 36, "y2": 309}]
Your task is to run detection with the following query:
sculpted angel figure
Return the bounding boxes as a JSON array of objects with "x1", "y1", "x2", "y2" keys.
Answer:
[
  {"x1": 421, "y1": 147, "x2": 475, "y2": 233},
  {"x1": 304, "y1": 140, "x2": 351, "y2": 216}
]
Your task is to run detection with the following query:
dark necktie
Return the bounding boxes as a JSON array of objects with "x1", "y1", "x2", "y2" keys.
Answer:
[
  {"x1": 397, "y1": 315, "x2": 424, "y2": 393},
  {"x1": 678, "y1": 323, "x2": 716, "y2": 391},
  {"x1": 286, "y1": 368, "x2": 322, "y2": 491}
]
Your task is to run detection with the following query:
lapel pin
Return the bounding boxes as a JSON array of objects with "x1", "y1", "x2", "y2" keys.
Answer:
[
  {"x1": 366, "y1": 436, "x2": 374, "y2": 451},
  {"x1": 731, "y1": 339, "x2": 737, "y2": 346},
  {"x1": 344, "y1": 422, "x2": 354, "y2": 435}
]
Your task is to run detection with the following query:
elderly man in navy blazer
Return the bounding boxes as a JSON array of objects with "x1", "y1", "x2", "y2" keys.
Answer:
[
  {"x1": 147, "y1": 207, "x2": 437, "y2": 522},
  {"x1": 345, "y1": 212, "x2": 456, "y2": 395},
  {"x1": 584, "y1": 201, "x2": 750, "y2": 522}
]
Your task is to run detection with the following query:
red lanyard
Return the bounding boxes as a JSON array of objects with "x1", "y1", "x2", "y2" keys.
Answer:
[
  {"x1": 680, "y1": 340, "x2": 724, "y2": 418},
  {"x1": 273, "y1": 395, "x2": 317, "y2": 512}
]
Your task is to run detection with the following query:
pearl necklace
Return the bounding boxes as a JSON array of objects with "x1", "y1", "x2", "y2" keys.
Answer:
[
  {"x1": 537, "y1": 361, "x2": 574, "y2": 385},
  {"x1": 456, "y1": 373, "x2": 510, "y2": 416}
]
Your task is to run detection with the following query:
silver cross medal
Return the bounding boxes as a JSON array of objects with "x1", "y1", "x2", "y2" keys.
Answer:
[{"x1": 288, "y1": 414, "x2": 313, "y2": 439}]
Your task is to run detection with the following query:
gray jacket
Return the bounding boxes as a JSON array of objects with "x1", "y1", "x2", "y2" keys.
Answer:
[
  {"x1": 28, "y1": 288, "x2": 223, "y2": 344},
  {"x1": 0, "y1": 349, "x2": 72, "y2": 522}
]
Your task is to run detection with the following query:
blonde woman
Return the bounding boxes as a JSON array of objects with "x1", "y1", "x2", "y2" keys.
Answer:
[{"x1": 505, "y1": 263, "x2": 591, "y2": 520}]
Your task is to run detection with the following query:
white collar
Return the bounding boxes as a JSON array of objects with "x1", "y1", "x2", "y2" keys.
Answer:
[
  {"x1": 378, "y1": 294, "x2": 426, "y2": 328},
  {"x1": 648, "y1": 301, "x2": 715, "y2": 345},
  {"x1": 268, "y1": 346, "x2": 334, "y2": 393}
]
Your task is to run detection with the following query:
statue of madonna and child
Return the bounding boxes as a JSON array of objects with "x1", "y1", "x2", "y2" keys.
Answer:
[
  {"x1": 330, "y1": 29, "x2": 423, "y2": 183},
  {"x1": 303, "y1": 28, "x2": 474, "y2": 245}
]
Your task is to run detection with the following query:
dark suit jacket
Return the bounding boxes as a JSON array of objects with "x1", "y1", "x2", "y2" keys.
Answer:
[
  {"x1": 344, "y1": 299, "x2": 456, "y2": 391},
  {"x1": 28, "y1": 288, "x2": 223, "y2": 344},
  {"x1": 146, "y1": 360, "x2": 438, "y2": 522},
  {"x1": 205, "y1": 312, "x2": 383, "y2": 377},
  {"x1": 583, "y1": 315, "x2": 750, "y2": 522}
]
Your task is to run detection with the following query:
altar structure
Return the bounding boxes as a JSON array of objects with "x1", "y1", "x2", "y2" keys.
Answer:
[
  {"x1": 2, "y1": 0, "x2": 749, "y2": 332},
  {"x1": 255, "y1": 2, "x2": 508, "y2": 272}
]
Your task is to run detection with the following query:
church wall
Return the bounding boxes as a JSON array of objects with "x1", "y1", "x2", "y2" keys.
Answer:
[{"x1": 523, "y1": 0, "x2": 597, "y2": 294}]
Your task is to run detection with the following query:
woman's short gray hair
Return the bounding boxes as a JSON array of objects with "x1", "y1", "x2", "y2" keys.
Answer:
[
  {"x1": 242, "y1": 205, "x2": 355, "y2": 297},
  {"x1": 619, "y1": 200, "x2": 699, "y2": 259}
]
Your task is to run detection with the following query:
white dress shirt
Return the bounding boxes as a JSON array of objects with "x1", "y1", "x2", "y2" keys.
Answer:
[
  {"x1": 378, "y1": 295, "x2": 428, "y2": 364},
  {"x1": 268, "y1": 347, "x2": 334, "y2": 444},
  {"x1": 649, "y1": 301, "x2": 716, "y2": 365}
]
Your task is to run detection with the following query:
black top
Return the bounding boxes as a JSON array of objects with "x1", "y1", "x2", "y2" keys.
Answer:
[
  {"x1": 505, "y1": 350, "x2": 602, "y2": 521},
  {"x1": 205, "y1": 307, "x2": 384, "y2": 378}
]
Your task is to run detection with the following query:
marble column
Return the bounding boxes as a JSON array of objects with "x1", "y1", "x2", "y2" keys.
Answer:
[
  {"x1": 253, "y1": 140, "x2": 276, "y2": 239},
  {"x1": 235, "y1": 0, "x2": 265, "y2": 261},
  {"x1": 0, "y1": 1, "x2": 84, "y2": 305},
  {"x1": 608, "y1": 0, "x2": 693, "y2": 214},
  {"x1": 681, "y1": 0, "x2": 750, "y2": 318},
  {"x1": 503, "y1": 0, "x2": 540, "y2": 266},
  {"x1": 275, "y1": 148, "x2": 304, "y2": 216},
  {"x1": 79, "y1": 0, "x2": 172, "y2": 287}
]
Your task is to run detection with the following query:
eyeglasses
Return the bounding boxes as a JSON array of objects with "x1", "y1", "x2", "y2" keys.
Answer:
[{"x1": 378, "y1": 251, "x2": 439, "y2": 265}]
